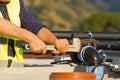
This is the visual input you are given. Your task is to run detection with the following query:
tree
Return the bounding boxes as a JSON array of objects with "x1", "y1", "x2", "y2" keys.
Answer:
[{"x1": 80, "y1": 12, "x2": 120, "y2": 32}]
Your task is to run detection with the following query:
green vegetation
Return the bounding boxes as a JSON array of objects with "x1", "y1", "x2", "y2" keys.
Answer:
[
  {"x1": 80, "y1": 12, "x2": 120, "y2": 32},
  {"x1": 24, "y1": 0, "x2": 120, "y2": 32}
]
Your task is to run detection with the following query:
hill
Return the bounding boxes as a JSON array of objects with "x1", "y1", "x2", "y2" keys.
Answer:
[
  {"x1": 88, "y1": 0, "x2": 120, "y2": 11},
  {"x1": 24, "y1": 0, "x2": 97, "y2": 30},
  {"x1": 24, "y1": 0, "x2": 120, "y2": 31}
]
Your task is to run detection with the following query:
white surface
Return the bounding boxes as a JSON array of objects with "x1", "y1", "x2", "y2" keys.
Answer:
[{"x1": 0, "y1": 59, "x2": 119, "y2": 80}]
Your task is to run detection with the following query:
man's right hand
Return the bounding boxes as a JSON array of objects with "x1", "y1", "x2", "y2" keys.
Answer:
[
  {"x1": 0, "y1": 18, "x2": 47, "y2": 54},
  {"x1": 28, "y1": 37, "x2": 47, "y2": 54}
]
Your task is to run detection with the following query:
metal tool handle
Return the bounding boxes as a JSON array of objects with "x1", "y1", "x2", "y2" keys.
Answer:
[{"x1": 25, "y1": 38, "x2": 81, "y2": 52}]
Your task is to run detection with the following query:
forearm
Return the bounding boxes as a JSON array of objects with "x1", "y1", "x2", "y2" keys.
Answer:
[
  {"x1": 37, "y1": 27, "x2": 69, "y2": 54},
  {"x1": 37, "y1": 27, "x2": 57, "y2": 45},
  {"x1": 0, "y1": 18, "x2": 37, "y2": 43}
]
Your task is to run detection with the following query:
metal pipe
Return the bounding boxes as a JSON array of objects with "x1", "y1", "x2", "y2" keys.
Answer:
[
  {"x1": 99, "y1": 50, "x2": 120, "y2": 59},
  {"x1": 97, "y1": 42, "x2": 120, "y2": 50},
  {"x1": 52, "y1": 31, "x2": 120, "y2": 41},
  {"x1": 78, "y1": 46, "x2": 101, "y2": 66}
]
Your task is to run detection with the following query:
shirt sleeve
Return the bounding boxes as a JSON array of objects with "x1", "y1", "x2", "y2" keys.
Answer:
[{"x1": 20, "y1": 0, "x2": 46, "y2": 34}]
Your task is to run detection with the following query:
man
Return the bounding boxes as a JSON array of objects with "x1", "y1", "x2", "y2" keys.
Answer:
[{"x1": 0, "y1": 0, "x2": 69, "y2": 67}]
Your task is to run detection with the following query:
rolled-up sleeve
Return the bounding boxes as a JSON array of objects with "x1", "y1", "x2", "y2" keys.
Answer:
[{"x1": 20, "y1": 0, "x2": 46, "y2": 34}]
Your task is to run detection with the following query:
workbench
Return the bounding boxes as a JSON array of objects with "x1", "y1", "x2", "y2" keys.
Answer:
[{"x1": 0, "y1": 59, "x2": 119, "y2": 80}]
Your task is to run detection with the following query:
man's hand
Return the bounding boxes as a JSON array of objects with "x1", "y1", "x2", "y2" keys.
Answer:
[
  {"x1": 52, "y1": 39, "x2": 69, "y2": 55},
  {"x1": 28, "y1": 37, "x2": 47, "y2": 54},
  {"x1": 36, "y1": 27, "x2": 69, "y2": 55}
]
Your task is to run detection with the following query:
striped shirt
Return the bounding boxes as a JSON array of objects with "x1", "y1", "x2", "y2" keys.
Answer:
[
  {"x1": 0, "y1": 0, "x2": 46, "y2": 67},
  {"x1": 0, "y1": 0, "x2": 46, "y2": 34}
]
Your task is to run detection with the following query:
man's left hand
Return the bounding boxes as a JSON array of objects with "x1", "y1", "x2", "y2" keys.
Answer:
[{"x1": 52, "y1": 39, "x2": 69, "y2": 55}]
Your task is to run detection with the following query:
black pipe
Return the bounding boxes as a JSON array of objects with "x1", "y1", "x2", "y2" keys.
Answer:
[
  {"x1": 77, "y1": 46, "x2": 101, "y2": 66},
  {"x1": 99, "y1": 50, "x2": 120, "y2": 60},
  {"x1": 84, "y1": 47, "x2": 101, "y2": 66},
  {"x1": 97, "y1": 42, "x2": 120, "y2": 50},
  {"x1": 52, "y1": 31, "x2": 120, "y2": 41}
]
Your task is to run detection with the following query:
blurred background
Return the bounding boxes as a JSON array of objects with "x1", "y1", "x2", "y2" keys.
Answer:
[{"x1": 24, "y1": 0, "x2": 120, "y2": 32}]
